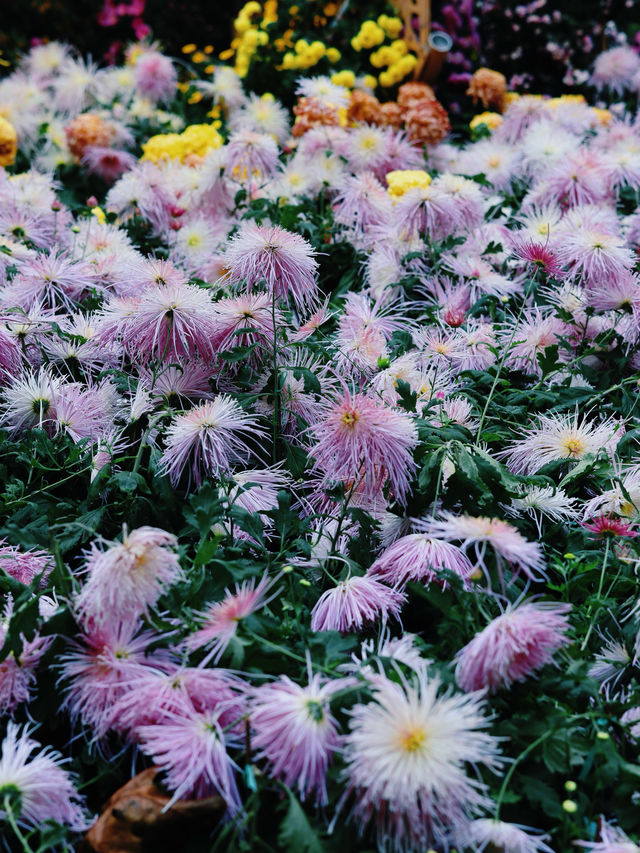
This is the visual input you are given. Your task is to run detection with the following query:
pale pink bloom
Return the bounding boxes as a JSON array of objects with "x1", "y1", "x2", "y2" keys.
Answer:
[
  {"x1": 138, "y1": 705, "x2": 241, "y2": 812},
  {"x1": 585, "y1": 270, "x2": 640, "y2": 312},
  {"x1": 339, "y1": 292, "x2": 404, "y2": 340},
  {"x1": 466, "y1": 818, "x2": 554, "y2": 852},
  {"x1": 0, "y1": 598, "x2": 51, "y2": 716},
  {"x1": 60, "y1": 618, "x2": 175, "y2": 738},
  {"x1": 0, "y1": 723, "x2": 88, "y2": 830},
  {"x1": 52, "y1": 379, "x2": 120, "y2": 442},
  {"x1": 10, "y1": 251, "x2": 94, "y2": 310},
  {"x1": 224, "y1": 222, "x2": 319, "y2": 313},
  {"x1": 369, "y1": 533, "x2": 473, "y2": 587},
  {"x1": 186, "y1": 574, "x2": 276, "y2": 664},
  {"x1": 0, "y1": 542, "x2": 52, "y2": 586},
  {"x1": 110, "y1": 282, "x2": 219, "y2": 360},
  {"x1": 341, "y1": 671, "x2": 501, "y2": 852},
  {"x1": 111, "y1": 665, "x2": 246, "y2": 737},
  {"x1": 227, "y1": 467, "x2": 290, "y2": 531},
  {"x1": 310, "y1": 575, "x2": 405, "y2": 633},
  {"x1": 75, "y1": 527, "x2": 182, "y2": 627},
  {"x1": 0, "y1": 368, "x2": 62, "y2": 435},
  {"x1": 539, "y1": 150, "x2": 612, "y2": 208},
  {"x1": 226, "y1": 129, "x2": 279, "y2": 183},
  {"x1": 211, "y1": 292, "x2": 279, "y2": 360},
  {"x1": 332, "y1": 172, "x2": 392, "y2": 244},
  {"x1": 455, "y1": 600, "x2": 571, "y2": 692},
  {"x1": 139, "y1": 360, "x2": 214, "y2": 403},
  {"x1": 575, "y1": 817, "x2": 640, "y2": 852},
  {"x1": 453, "y1": 321, "x2": 498, "y2": 371},
  {"x1": 422, "y1": 513, "x2": 546, "y2": 581},
  {"x1": 558, "y1": 227, "x2": 634, "y2": 284},
  {"x1": 334, "y1": 323, "x2": 389, "y2": 377},
  {"x1": 591, "y1": 46, "x2": 640, "y2": 95},
  {"x1": 504, "y1": 309, "x2": 565, "y2": 377},
  {"x1": 502, "y1": 411, "x2": 624, "y2": 475},
  {"x1": 82, "y1": 146, "x2": 137, "y2": 183},
  {"x1": 251, "y1": 673, "x2": 343, "y2": 803},
  {"x1": 133, "y1": 51, "x2": 177, "y2": 103},
  {"x1": 0, "y1": 327, "x2": 22, "y2": 378},
  {"x1": 159, "y1": 396, "x2": 266, "y2": 489},
  {"x1": 444, "y1": 252, "x2": 521, "y2": 297},
  {"x1": 309, "y1": 388, "x2": 418, "y2": 506}
]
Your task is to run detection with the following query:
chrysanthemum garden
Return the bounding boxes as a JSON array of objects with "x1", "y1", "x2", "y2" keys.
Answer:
[{"x1": 1, "y1": 1, "x2": 640, "y2": 850}]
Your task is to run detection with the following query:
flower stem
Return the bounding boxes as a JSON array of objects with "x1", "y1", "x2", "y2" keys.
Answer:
[
  {"x1": 3, "y1": 794, "x2": 34, "y2": 853},
  {"x1": 494, "y1": 730, "x2": 554, "y2": 821}
]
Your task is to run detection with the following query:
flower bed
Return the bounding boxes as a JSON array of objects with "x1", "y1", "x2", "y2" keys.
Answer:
[{"x1": 0, "y1": 23, "x2": 639, "y2": 853}]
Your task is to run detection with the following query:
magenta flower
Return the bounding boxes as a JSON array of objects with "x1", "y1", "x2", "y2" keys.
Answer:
[
  {"x1": 224, "y1": 222, "x2": 319, "y2": 313},
  {"x1": 138, "y1": 705, "x2": 241, "y2": 812},
  {"x1": 455, "y1": 600, "x2": 571, "y2": 692},
  {"x1": 369, "y1": 532, "x2": 473, "y2": 587},
  {"x1": 310, "y1": 575, "x2": 405, "y2": 633},
  {"x1": 186, "y1": 574, "x2": 277, "y2": 664},
  {"x1": 511, "y1": 237, "x2": 564, "y2": 278},
  {"x1": 0, "y1": 723, "x2": 88, "y2": 830},
  {"x1": 74, "y1": 527, "x2": 183, "y2": 627},
  {"x1": 159, "y1": 396, "x2": 266, "y2": 489},
  {"x1": 251, "y1": 673, "x2": 343, "y2": 803},
  {"x1": 582, "y1": 515, "x2": 638, "y2": 538},
  {"x1": 309, "y1": 388, "x2": 418, "y2": 506}
]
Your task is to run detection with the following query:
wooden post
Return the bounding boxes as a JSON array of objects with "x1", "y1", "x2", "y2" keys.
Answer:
[{"x1": 389, "y1": 0, "x2": 432, "y2": 80}]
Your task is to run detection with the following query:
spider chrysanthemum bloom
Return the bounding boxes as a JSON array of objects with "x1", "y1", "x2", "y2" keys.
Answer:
[
  {"x1": 591, "y1": 46, "x2": 640, "y2": 96},
  {"x1": 138, "y1": 705, "x2": 241, "y2": 813},
  {"x1": 82, "y1": 146, "x2": 136, "y2": 183},
  {"x1": 342, "y1": 672, "x2": 501, "y2": 852},
  {"x1": 224, "y1": 222, "x2": 319, "y2": 313},
  {"x1": 159, "y1": 396, "x2": 266, "y2": 489},
  {"x1": 0, "y1": 542, "x2": 53, "y2": 586},
  {"x1": 502, "y1": 411, "x2": 624, "y2": 475},
  {"x1": 466, "y1": 818, "x2": 554, "y2": 852},
  {"x1": 575, "y1": 817, "x2": 640, "y2": 852},
  {"x1": 368, "y1": 532, "x2": 473, "y2": 587},
  {"x1": 511, "y1": 238, "x2": 564, "y2": 278},
  {"x1": 310, "y1": 575, "x2": 405, "y2": 633},
  {"x1": 185, "y1": 574, "x2": 276, "y2": 664},
  {"x1": 0, "y1": 723, "x2": 88, "y2": 831},
  {"x1": 75, "y1": 527, "x2": 182, "y2": 627},
  {"x1": 558, "y1": 227, "x2": 634, "y2": 284},
  {"x1": 133, "y1": 51, "x2": 177, "y2": 103},
  {"x1": 309, "y1": 389, "x2": 418, "y2": 506},
  {"x1": 59, "y1": 618, "x2": 175, "y2": 738},
  {"x1": 423, "y1": 513, "x2": 546, "y2": 581},
  {"x1": 455, "y1": 601, "x2": 571, "y2": 692},
  {"x1": 251, "y1": 673, "x2": 343, "y2": 804}
]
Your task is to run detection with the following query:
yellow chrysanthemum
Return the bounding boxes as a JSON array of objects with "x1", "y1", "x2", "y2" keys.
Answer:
[
  {"x1": 0, "y1": 116, "x2": 18, "y2": 167},
  {"x1": 386, "y1": 169, "x2": 432, "y2": 199},
  {"x1": 469, "y1": 111, "x2": 503, "y2": 132}
]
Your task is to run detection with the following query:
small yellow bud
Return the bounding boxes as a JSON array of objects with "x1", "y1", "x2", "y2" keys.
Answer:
[
  {"x1": 562, "y1": 799, "x2": 578, "y2": 813},
  {"x1": 564, "y1": 780, "x2": 577, "y2": 792}
]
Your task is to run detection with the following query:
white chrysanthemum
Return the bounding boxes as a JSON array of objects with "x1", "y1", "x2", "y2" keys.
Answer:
[
  {"x1": 502, "y1": 411, "x2": 624, "y2": 475},
  {"x1": 582, "y1": 465, "x2": 640, "y2": 520},
  {"x1": 505, "y1": 485, "x2": 580, "y2": 533},
  {"x1": 466, "y1": 818, "x2": 554, "y2": 852},
  {"x1": 230, "y1": 93, "x2": 290, "y2": 144},
  {"x1": 1, "y1": 369, "x2": 62, "y2": 435},
  {"x1": 197, "y1": 66, "x2": 247, "y2": 112},
  {"x1": 520, "y1": 122, "x2": 576, "y2": 176},
  {"x1": 342, "y1": 672, "x2": 502, "y2": 852},
  {"x1": 296, "y1": 75, "x2": 350, "y2": 108}
]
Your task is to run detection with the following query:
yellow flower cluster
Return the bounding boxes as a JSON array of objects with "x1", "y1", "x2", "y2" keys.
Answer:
[
  {"x1": 231, "y1": 0, "x2": 278, "y2": 77},
  {"x1": 331, "y1": 69, "x2": 356, "y2": 88},
  {"x1": 281, "y1": 38, "x2": 340, "y2": 70},
  {"x1": 141, "y1": 123, "x2": 223, "y2": 163},
  {"x1": 352, "y1": 17, "x2": 415, "y2": 88},
  {"x1": 0, "y1": 116, "x2": 18, "y2": 167},
  {"x1": 469, "y1": 111, "x2": 503, "y2": 132},
  {"x1": 386, "y1": 169, "x2": 432, "y2": 200}
]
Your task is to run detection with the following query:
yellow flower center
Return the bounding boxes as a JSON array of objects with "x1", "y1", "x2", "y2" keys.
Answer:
[
  {"x1": 341, "y1": 410, "x2": 359, "y2": 427},
  {"x1": 564, "y1": 437, "x2": 585, "y2": 457},
  {"x1": 400, "y1": 725, "x2": 427, "y2": 752}
]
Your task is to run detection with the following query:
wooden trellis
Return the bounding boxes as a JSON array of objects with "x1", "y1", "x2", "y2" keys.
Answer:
[{"x1": 389, "y1": 0, "x2": 450, "y2": 83}]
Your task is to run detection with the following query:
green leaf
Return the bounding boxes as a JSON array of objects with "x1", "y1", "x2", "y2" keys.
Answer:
[{"x1": 278, "y1": 788, "x2": 326, "y2": 853}]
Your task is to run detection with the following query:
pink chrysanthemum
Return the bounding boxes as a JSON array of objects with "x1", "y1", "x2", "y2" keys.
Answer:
[
  {"x1": 455, "y1": 600, "x2": 571, "y2": 692},
  {"x1": 558, "y1": 227, "x2": 634, "y2": 284},
  {"x1": 591, "y1": 46, "x2": 640, "y2": 95},
  {"x1": 368, "y1": 532, "x2": 473, "y2": 587},
  {"x1": 224, "y1": 222, "x2": 319, "y2": 313},
  {"x1": 159, "y1": 396, "x2": 266, "y2": 489},
  {"x1": 60, "y1": 618, "x2": 175, "y2": 737},
  {"x1": 74, "y1": 527, "x2": 182, "y2": 627},
  {"x1": 341, "y1": 671, "x2": 502, "y2": 852},
  {"x1": 0, "y1": 723, "x2": 88, "y2": 831},
  {"x1": 226, "y1": 130, "x2": 280, "y2": 183},
  {"x1": 82, "y1": 146, "x2": 137, "y2": 183},
  {"x1": 133, "y1": 51, "x2": 177, "y2": 103},
  {"x1": 310, "y1": 575, "x2": 405, "y2": 633},
  {"x1": 111, "y1": 664, "x2": 246, "y2": 737},
  {"x1": 186, "y1": 574, "x2": 276, "y2": 664},
  {"x1": 211, "y1": 292, "x2": 279, "y2": 362},
  {"x1": 251, "y1": 673, "x2": 343, "y2": 803},
  {"x1": 138, "y1": 705, "x2": 241, "y2": 812},
  {"x1": 582, "y1": 515, "x2": 638, "y2": 538},
  {"x1": 422, "y1": 513, "x2": 546, "y2": 581},
  {"x1": 309, "y1": 388, "x2": 418, "y2": 506},
  {"x1": 11, "y1": 251, "x2": 94, "y2": 310},
  {"x1": 0, "y1": 598, "x2": 51, "y2": 716},
  {"x1": 575, "y1": 817, "x2": 640, "y2": 852},
  {"x1": 0, "y1": 542, "x2": 53, "y2": 586},
  {"x1": 511, "y1": 237, "x2": 564, "y2": 278}
]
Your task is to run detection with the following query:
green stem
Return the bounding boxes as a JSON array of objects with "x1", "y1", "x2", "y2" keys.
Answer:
[
  {"x1": 581, "y1": 537, "x2": 611, "y2": 652},
  {"x1": 475, "y1": 272, "x2": 539, "y2": 446},
  {"x1": 494, "y1": 730, "x2": 554, "y2": 821},
  {"x1": 3, "y1": 794, "x2": 34, "y2": 853}
]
